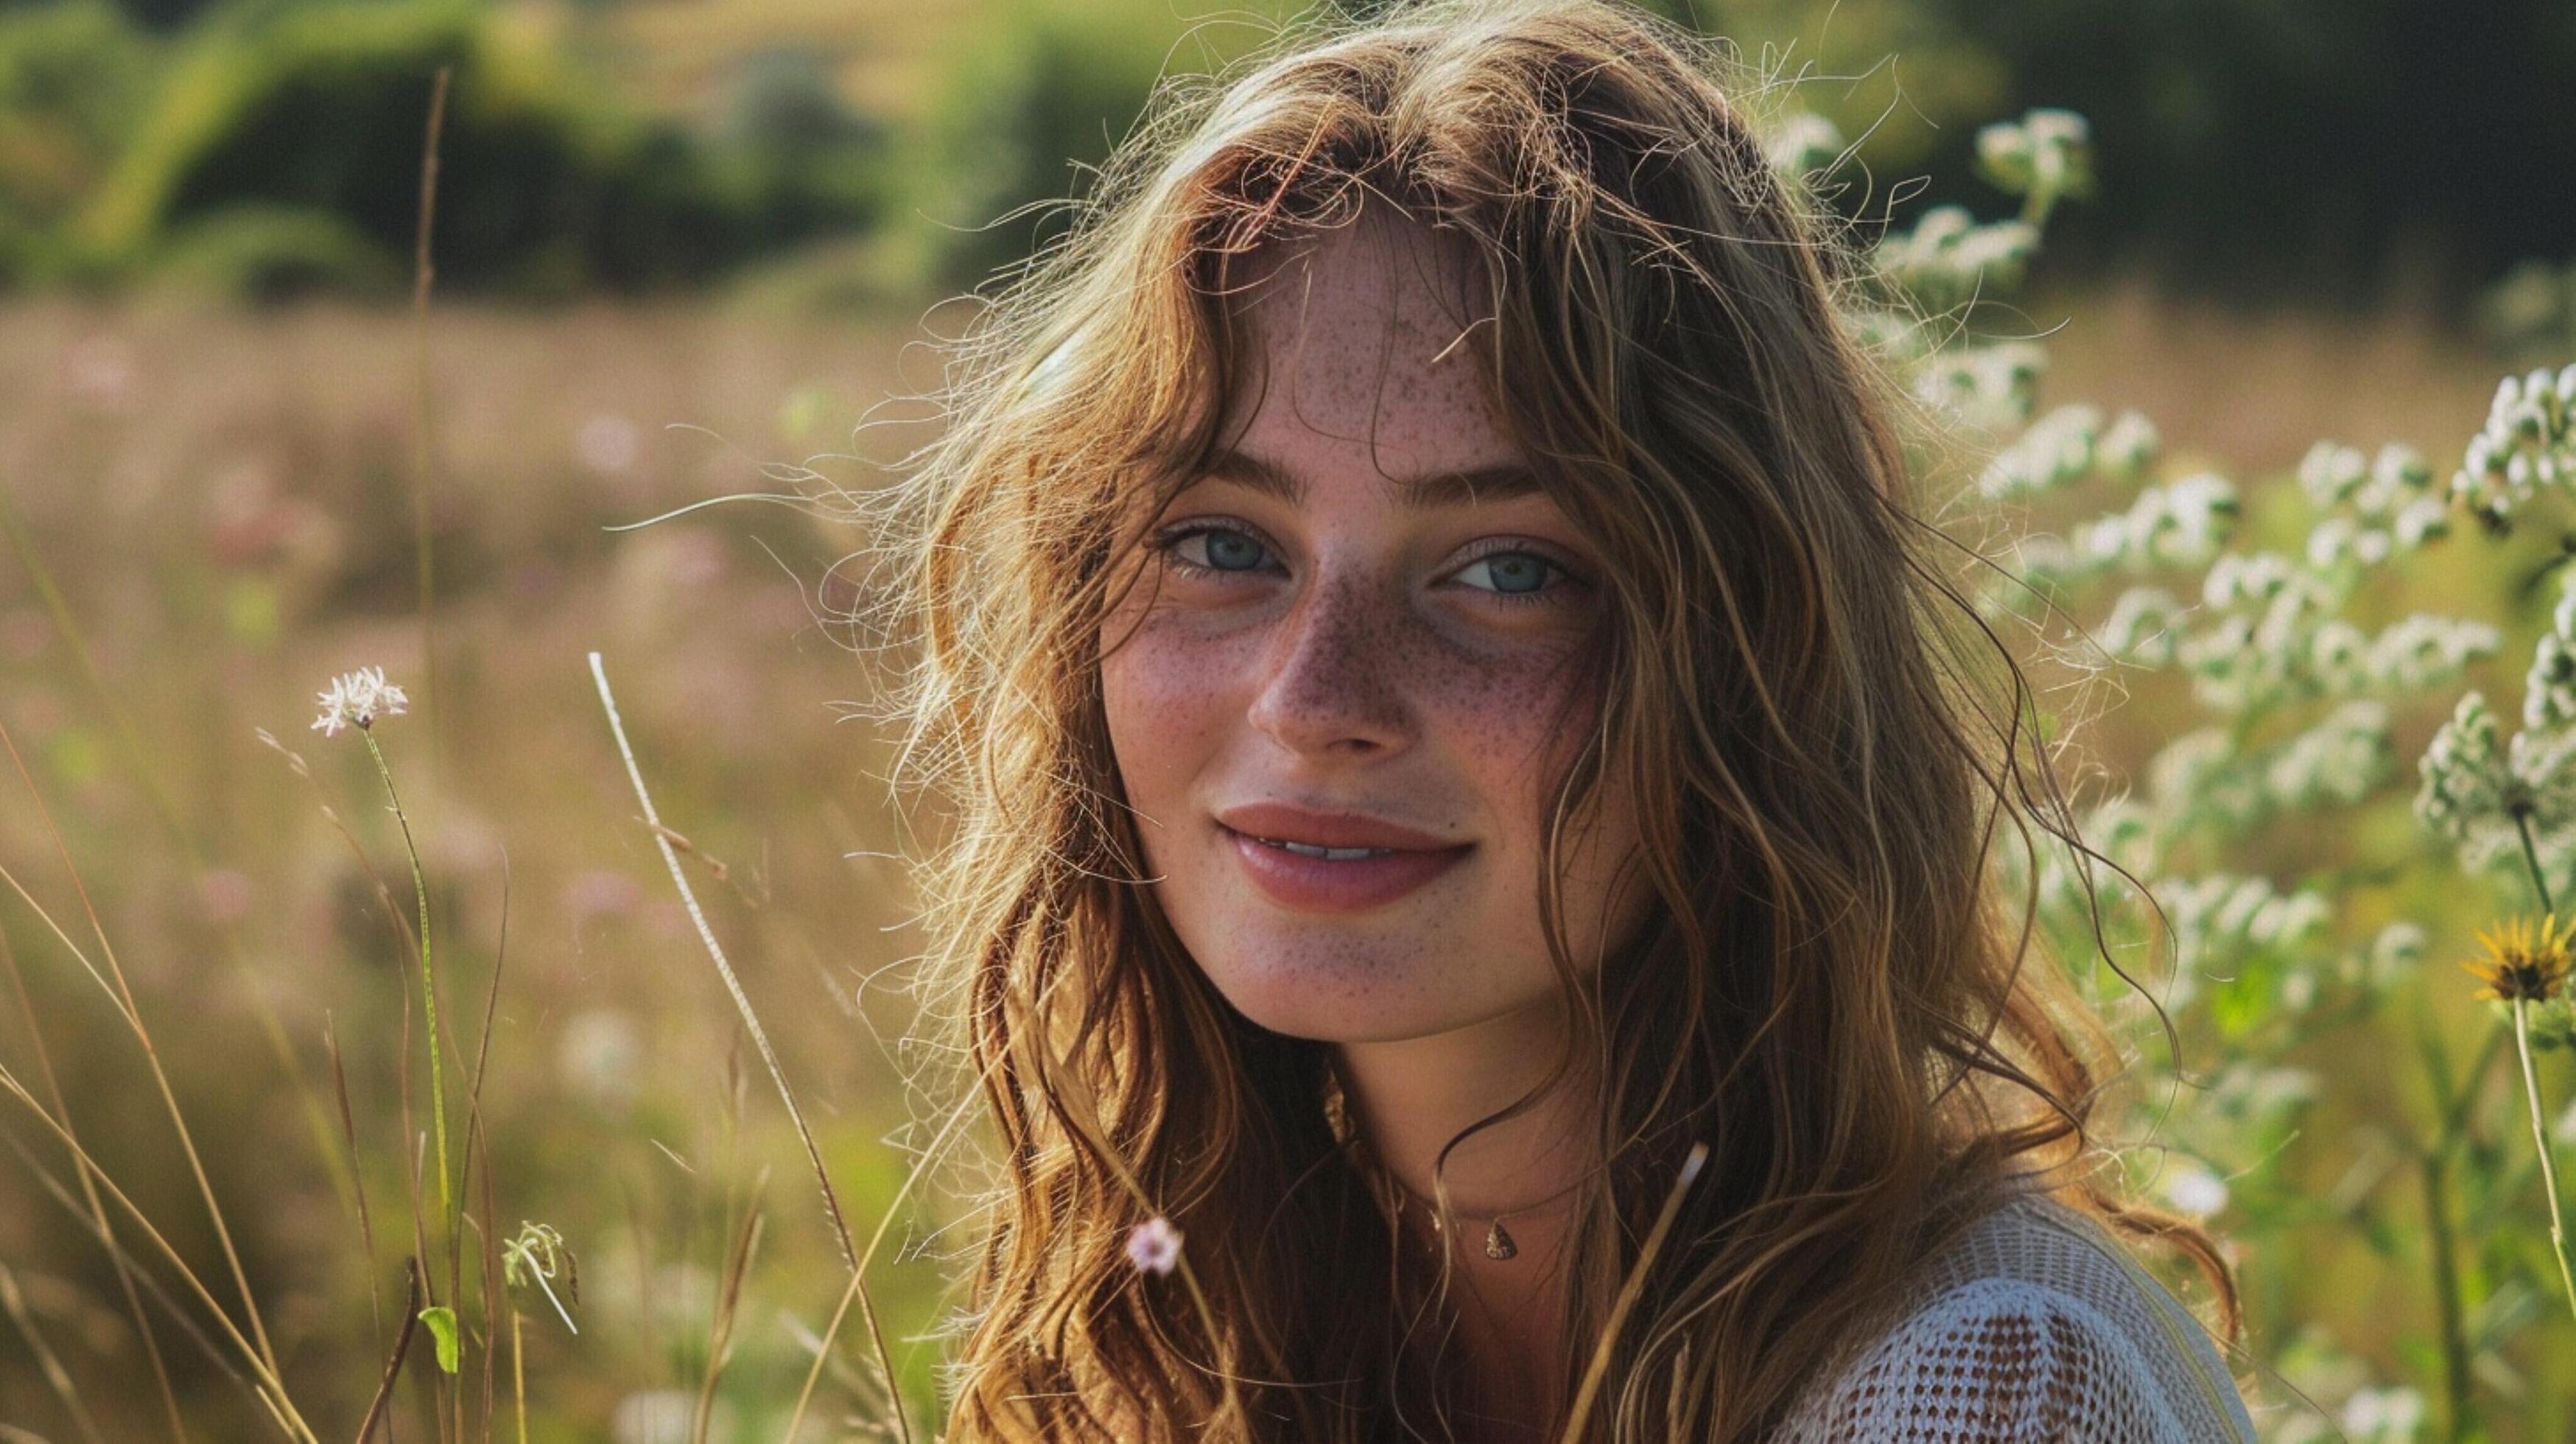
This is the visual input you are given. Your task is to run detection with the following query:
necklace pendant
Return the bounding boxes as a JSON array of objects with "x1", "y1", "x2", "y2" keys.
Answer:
[{"x1": 1484, "y1": 1219, "x2": 1517, "y2": 1261}]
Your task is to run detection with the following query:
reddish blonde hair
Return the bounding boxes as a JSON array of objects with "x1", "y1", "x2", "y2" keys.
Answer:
[{"x1": 872, "y1": 1, "x2": 2240, "y2": 1437}]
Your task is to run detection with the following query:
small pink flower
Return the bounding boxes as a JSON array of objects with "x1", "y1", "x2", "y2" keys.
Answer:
[
  {"x1": 575, "y1": 414, "x2": 640, "y2": 477},
  {"x1": 1126, "y1": 1216, "x2": 1182, "y2": 1276},
  {"x1": 563, "y1": 869, "x2": 645, "y2": 921},
  {"x1": 196, "y1": 869, "x2": 254, "y2": 925},
  {"x1": 64, "y1": 335, "x2": 134, "y2": 412}
]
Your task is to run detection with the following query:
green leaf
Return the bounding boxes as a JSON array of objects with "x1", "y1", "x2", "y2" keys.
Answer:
[{"x1": 418, "y1": 1305, "x2": 460, "y2": 1374}]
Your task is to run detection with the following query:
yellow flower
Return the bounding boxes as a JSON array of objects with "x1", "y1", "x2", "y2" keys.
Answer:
[{"x1": 2460, "y1": 913, "x2": 2576, "y2": 1003}]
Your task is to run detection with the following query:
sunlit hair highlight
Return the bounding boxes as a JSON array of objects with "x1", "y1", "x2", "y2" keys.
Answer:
[{"x1": 865, "y1": 1, "x2": 2245, "y2": 1437}]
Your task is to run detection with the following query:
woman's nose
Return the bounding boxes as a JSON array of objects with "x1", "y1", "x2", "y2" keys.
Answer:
[{"x1": 1244, "y1": 572, "x2": 1416, "y2": 760}]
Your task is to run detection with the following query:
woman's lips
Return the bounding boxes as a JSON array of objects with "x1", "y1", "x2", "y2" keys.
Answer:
[{"x1": 1220, "y1": 824, "x2": 1472, "y2": 914}]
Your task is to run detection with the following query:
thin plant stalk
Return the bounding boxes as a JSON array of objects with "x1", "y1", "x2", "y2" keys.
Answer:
[
  {"x1": 587, "y1": 651, "x2": 914, "y2": 1443},
  {"x1": 357, "y1": 1265, "x2": 424, "y2": 1444},
  {"x1": 323, "y1": 1017, "x2": 388, "y2": 1351},
  {"x1": 1559, "y1": 1142, "x2": 1710, "y2": 1444},
  {"x1": 0, "y1": 720, "x2": 286, "y2": 1389},
  {"x1": 2415, "y1": 1134, "x2": 2476, "y2": 1443},
  {"x1": 347, "y1": 712, "x2": 461, "y2": 1439},
  {"x1": 362, "y1": 726, "x2": 452, "y2": 1229},
  {"x1": 464, "y1": 867, "x2": 514, "y2": 1441},
  {"x1": 693, "y1": 1184, "x2": 768, "y2": 1444},
  {"x1": 0, "y1": 484, "x2": 357, "y2": 1255},
  {"x1": 511, "y1": 1309, "x2": 527, "y2": 1444},
  {"x1": 0, "y1": 1261, "x2": 105, "y2": 1444},
  {"x1": 584, "y1": 654, "x2": 849, "y2": 1251},
  {"x1": 785, "y1": 1085, "x2": 986, "y2": 1438},
  {"x1": 2418, "y1": 807, "x2": 2561, "y2": 1440},
  {"x1": 0, "y1": 916, "x2": 186, "y2": 1440},
  {"x1": 523, "y1": 1259, "x2": 576, "y2": 1336},
  {"x1": 0, "y1": 1063, "x2": 316, "y2": 1441},
  {"x1": 409, "y1": 66, "x2": 449, "y2": 799},
  {"x1": 0, "y1": 1129, "x2": 248, "y2": 1395},
  {"x1": 2511, "y1": 994, "x2": 2576, "y2": 1327}
]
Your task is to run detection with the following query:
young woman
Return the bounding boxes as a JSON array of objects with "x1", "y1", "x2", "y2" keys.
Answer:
[{"x1": 874, "y1": 1, "x2": 2261, "y2": 1437}]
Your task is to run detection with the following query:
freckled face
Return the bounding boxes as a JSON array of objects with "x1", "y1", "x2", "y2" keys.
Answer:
[{"x1": 1097, "y1": 211, "x2": 1652, "y2": 1043}]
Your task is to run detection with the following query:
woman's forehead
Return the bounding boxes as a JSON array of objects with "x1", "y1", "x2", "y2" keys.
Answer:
[{"x1": 1211, "y1": 210, "x2": 1512, "y2": 468}]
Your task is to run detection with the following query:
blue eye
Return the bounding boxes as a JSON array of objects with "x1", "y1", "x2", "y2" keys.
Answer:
[
  {"x1": 1455, "y1": 551, "x2": 1560, "y2": 597},
  {"x1": 1198, "y1": 529, "x2": 1267, "y2": 571},
  {"x1": 1158, "y1": 524, "x2": 1274, "y2": 575}
]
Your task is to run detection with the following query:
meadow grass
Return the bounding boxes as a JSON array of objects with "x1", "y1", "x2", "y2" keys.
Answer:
[{"x1": 0, "y1": 235, "x2": 2569, "y2": 1436}]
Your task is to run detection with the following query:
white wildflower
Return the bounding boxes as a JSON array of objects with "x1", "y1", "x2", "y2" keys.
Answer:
[
  {"x1": 2099, "y1": 408, "x2": 2160, "y2": 476},
  {"x1": 2450, "y1": 361, "x2": 2576, "y2": 526},
  {"x1": 575, "y1": 414, "x2": 641, "y2": 477},
  {"x1": 2530, "y1": 568, "x2": 2576, "y2": 730},
  {"x1": 2264, "y1": 701, "x2": 2390, "y2": 808},
  {"x1": 2415, "y1": 692, "x2": 2507, "y2": 848},
  {"x1": 2160, "y1": 1158, "x2": 2231, "y2": 1219},
  {"x1": 1763, "y1": 111, "x2": 1844, "y2": 180},
  {"x1": 2338, "y1": 1384, "x2": 2426, "y2": 1443},
  {"x1": 311, "y1": 666, "x2": 409, "y2": 737},
  {"x1": 2415, "y1": 690, "x2": 2576, "y2": 877},
  {"x1": 2096, "y1": 586, "x2": 2183, "y2": 665},
  {"x1": 2356, "y1": 920, "x2": 2429, "y2": 991},
  {"x1": 2298, "y1": 441, "x2": 2368, "y2": 509},
  {"x1": 2365, "y1": 614, "x2": 2497, "y2": 693},
  {"x1": 2391, "y1": 495, "x2": 2451, "y2": 549}
]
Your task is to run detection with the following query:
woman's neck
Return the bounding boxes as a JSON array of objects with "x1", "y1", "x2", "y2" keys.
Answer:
[
  {"x1": 1333, "y1": 993, "x2": 1596, "y2": 1434},
  {"x1": 1332, "y1": 992, "x2": 1595, "y2": 1211}
]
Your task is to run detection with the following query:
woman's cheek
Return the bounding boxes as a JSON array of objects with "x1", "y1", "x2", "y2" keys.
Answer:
[
  {"x1": 1417, "y1": 631, "x2": 1596, "y2": 779},
  {"x1": 1102, "y1": 612, "x2": 1243, "y2": 813}
]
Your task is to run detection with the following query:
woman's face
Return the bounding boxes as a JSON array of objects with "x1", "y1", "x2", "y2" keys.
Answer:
[{"x1": 1098, "y1": 211, "x2": 1653, "y2": 1044}]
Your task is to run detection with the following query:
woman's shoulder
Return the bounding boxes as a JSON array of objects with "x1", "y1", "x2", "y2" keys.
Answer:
[{"x1": 1772, "y1": 1188, "x2": 2260, "y2": 1442}]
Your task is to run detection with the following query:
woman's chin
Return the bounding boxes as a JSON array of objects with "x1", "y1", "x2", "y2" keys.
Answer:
[
  {"x1": 1198, "y1": 956, "x2": 1545, "y2": 1045},
  {"x1": 1198, "y1": 957, "x2": 1446, "y2": 1044}
]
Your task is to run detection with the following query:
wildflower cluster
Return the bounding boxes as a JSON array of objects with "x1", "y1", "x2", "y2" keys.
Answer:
[
  {"x1": 2417, "y1": 686, "x2": 2576, "y2": 885},
  {"x1": 2525, "y1": 566, "x2": 2576, "y2": 730},
  {"x1": 1881, "y1": 94, "x2": 2576, "y2": 1416},
  {"x1": 2144, "y1": 872, "x2": 2333, "y2": 1012},
  {"x1": 1971, "y1": 108, "x2": 2095, "y2": 225},
  {"x1": 1912, "y1": 339, "x2": 2049, "y2": 431},
  {"x1": 2452, "y1": 362, "x2": 2576, "y2": 528},
  {"x1": 2091, "y1": 471, "x2": 2241, "y2": 573},
  {"x1": 1874, "y1": 206, "x2": 2040, "y2": 311},
  {"x1": 1872, "y1": 110, "x2": 2095, "y2": 315},
  {"x1": 2156, "y1": 551, "x2": 2494, "y2": 714},
  {"x1": 1761, "y1": 110, "x2": 1845, "y2": 189},
  {"x1": 2295, "y1": 440, "x2": 2450, "y2": 560},
  {"x1": 1977, "y1": 403, "x2": 2161, "y2": 501}
]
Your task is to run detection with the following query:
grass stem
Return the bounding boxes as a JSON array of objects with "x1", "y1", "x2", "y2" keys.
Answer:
[
  {"x1": 2512, "y1": 997, "x2": 2576, "y2": 1328},
  {"x1": 362, "y1": 729, "x2": 452, "y2": 1235}
]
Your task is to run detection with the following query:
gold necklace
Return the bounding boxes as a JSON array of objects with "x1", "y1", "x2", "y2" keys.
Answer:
[{"x1": 1378, "y1": 1171, "x2": 1589, "y2": 1261}]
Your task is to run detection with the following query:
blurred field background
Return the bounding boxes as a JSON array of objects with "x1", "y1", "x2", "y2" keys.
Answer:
[{"x1": 3, "y1": 0, "x2": 2576, "y2": 1437}]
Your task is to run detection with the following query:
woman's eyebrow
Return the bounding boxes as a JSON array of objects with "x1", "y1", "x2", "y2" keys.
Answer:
[{"x1": 1198, "y1": 446, "x2": 1544, "y2": 510}]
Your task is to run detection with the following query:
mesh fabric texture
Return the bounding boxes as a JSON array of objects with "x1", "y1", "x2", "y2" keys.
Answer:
[{"x1": 1772, "y1": 1190, "x2": 2258, "y2": 1442}]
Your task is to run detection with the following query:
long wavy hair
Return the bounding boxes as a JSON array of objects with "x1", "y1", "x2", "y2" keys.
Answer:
[{"x1": 868, "y1": 1, "x2": 2243, "y2": 1437}]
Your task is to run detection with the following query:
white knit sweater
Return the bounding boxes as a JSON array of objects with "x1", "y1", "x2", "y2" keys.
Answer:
[{"x1": 1771, "y1": 1191, "x2": 2259, "y2": 1441}]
